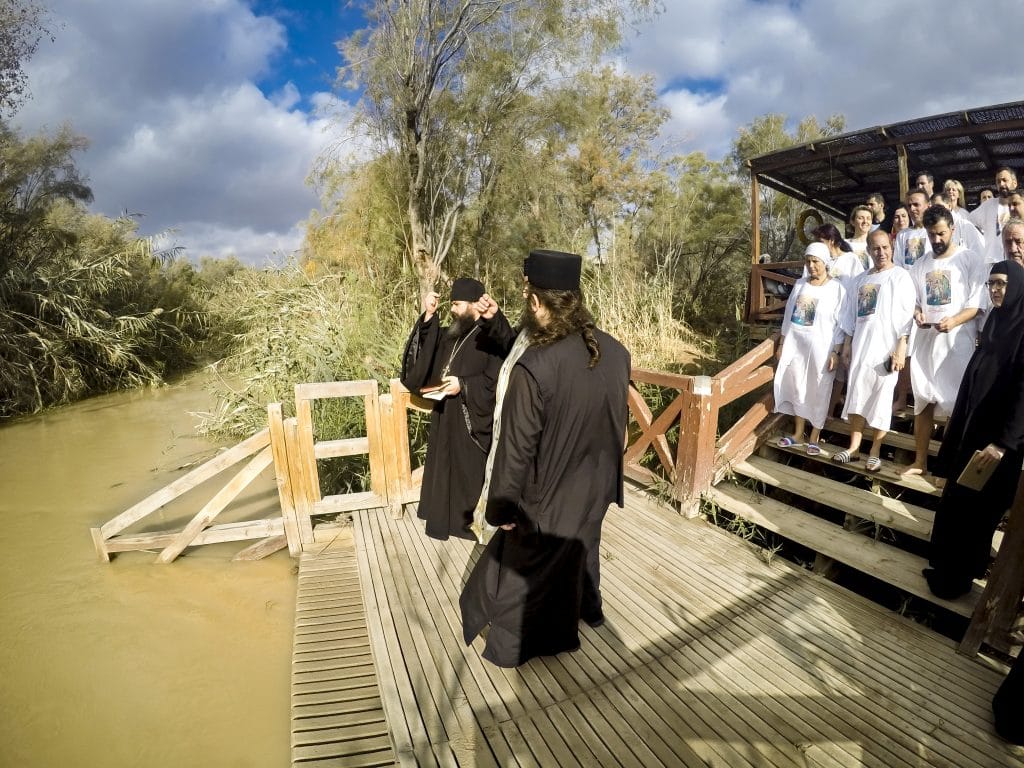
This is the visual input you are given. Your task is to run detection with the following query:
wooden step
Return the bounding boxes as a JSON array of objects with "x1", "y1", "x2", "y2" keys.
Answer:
[
  {"x1": 823, "y1": 417, "x2": 941, "y2": 457},
  {"x1": 705, "y1": 483, "x2": 982, "y2": 618},
  {"x1": 766, "y1": 442, "x2": 942, "y2": 496},
  {"x1": 733, "y1": 455, "x2": 934, "y2": 541}
]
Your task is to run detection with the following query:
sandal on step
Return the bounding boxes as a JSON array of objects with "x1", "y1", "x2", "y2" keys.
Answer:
[
  {"x1": 805, "y1": 443, "x2": 821, "y2": 456},
  {"x1": 865, "y1": 456, "x2": 882, "y2": 472},
  {"x1": 832, "y1": 450, "x2": 854, "y2": 464},
  {"x1": 777, "y1": 436, "x2": 799, "y2": 448}
]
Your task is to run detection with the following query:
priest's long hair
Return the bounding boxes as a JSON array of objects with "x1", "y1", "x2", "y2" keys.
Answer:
[{"x1": 523, "y1": 286, "x2": 601, "y2": 368}]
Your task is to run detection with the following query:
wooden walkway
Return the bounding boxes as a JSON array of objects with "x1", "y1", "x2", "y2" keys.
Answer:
[
  {"x1": 291, "y1": 534, "x2": 396, "y2": 767},
  {"x1": 292, "y1": 487, "x2": 1024, "y2": 767}
]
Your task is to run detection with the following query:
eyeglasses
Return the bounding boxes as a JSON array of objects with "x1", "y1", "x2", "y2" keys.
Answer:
[{"x1": 986, "y1": 279, "x2": 1009, "y2": 290}]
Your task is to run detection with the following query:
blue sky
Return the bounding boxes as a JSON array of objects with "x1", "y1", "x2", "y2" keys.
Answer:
[{"x1": 11, "y1": 0, "x2": 1024, "y2": 265}]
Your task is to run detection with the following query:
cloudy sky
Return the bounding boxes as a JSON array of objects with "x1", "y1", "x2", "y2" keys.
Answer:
[{"x1": 11, "y1": 0, "x2": 1024, "y2": 265}]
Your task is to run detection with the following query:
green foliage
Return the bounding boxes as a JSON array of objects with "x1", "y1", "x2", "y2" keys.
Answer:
[
  {"x1": 0, "y1": 123, "x2": 211, "y2": 418},
  {"x1": 729, "y1": 112, "x2": 846, "y2": 261},
  {"x1": 334, "y1": 0, "x2": 664, "y2": 293},
  {"x1": 198, "y1": 264, "x2": 418, "y2": 438}
]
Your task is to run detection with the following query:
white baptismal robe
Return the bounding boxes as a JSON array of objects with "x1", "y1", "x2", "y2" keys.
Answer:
[
  {"x1": 774, "y1": 278, "x2": 846, "y2": 429},
  {"x1": 894, "y1": 227, "x2": 930, "y2": 269},
  {"x1": 907, "y1": 247, "x2": 986, "y2": 417},
  {"x1": 841, "y1": 266, "x2": 917, "y2": 431}
]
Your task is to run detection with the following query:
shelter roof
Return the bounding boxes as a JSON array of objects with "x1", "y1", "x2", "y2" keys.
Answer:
[{"x1": 748, "y1": 100, "x2": 1024, "y2": 218}]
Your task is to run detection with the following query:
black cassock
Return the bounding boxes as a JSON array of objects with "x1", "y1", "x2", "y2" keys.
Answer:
[
  {"x1": 460, "y1": 329, "x2": 630, "y2": 667},
  {"x1": 927, "y1": 260, "x2": 1024, "y2": 599},
  {"x1": 400, "y1": 311, "x2": 512, "y2": 540}
]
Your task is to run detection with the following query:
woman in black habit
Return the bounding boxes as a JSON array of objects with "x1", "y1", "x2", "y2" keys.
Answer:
[{"x1": 925, "y1": 260, "x2": 1024, "y2": 602}]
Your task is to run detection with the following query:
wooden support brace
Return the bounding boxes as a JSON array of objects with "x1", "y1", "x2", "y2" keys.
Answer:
[
  {"x1": 155, "y1": 446, "x2": 274, "y2": 564},
  {"x1": 232, "y1": 535, "x2": 288, "y2": 561}
]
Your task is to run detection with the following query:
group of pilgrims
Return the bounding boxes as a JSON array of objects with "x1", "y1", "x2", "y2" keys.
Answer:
[{"x1": 773, "y1": 167, "x2": 1024, "y2": 744}]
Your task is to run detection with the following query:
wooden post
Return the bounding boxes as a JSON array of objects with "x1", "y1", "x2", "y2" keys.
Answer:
[
  {"x1": 364, "y1": 384, "x2": 387, "y2": 502},
  {"x1": 750, "y1": 170, "x2": 761, "y2": 264},
  {"x1": 674, "y1": 375, "x2": 719, "y2": 518},
  {"x1": 284, "y1": 417, "x2": 315, "y2": 547},
  {"x1": 959, "y1": 472, "x2": 1024, "y2": 656},
  {"x1": 897, "y1": 143, "x2": 910, "y2": 205},
  {"x1": 267, "y1": 402, "x2": 303, "y2": 557},
  {"x1": 379, "y1": 393, "x2": 405, "y2": 519}
]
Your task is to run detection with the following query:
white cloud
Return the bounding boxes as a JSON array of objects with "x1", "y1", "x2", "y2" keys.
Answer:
[
  {"x1": 11, "y1": 0, "x2": 343, "y2": 265},
  {"x1": 622, "y1": 0, "x2": 1024, "y2": 160}
]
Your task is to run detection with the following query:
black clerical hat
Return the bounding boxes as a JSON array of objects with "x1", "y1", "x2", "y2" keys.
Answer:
[
  {"x1": 451, "y1": 277, "x2": 485, "y2": 301},
  {"x1": 524, "y1": 249, "x2": 582, "y2": 290}
]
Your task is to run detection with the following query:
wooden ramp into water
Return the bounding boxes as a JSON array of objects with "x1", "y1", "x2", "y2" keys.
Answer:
[
  {"x1": 291, "y1": 487, "x2": 1023, "y2": 767},
  {"x1": 291, "y1": 533, "x2": 396, "y2": 767}
]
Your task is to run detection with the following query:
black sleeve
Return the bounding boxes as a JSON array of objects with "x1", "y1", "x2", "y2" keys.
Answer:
[
  {"x1": 399, "y1": 313, "x2": 440, "y2": 391},
  {"x1": 480, "y1": 309, "x2": 517, "y2": 356},
  {"x1": 485, "y1": 366, "x2": 543, "y2": 527},
  {"x1": 998, "y1": 355, "x2": 1024, "y2": 452}
]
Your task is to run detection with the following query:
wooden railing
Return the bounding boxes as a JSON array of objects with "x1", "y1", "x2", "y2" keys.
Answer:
[
  {"x1": 746, "y1": 260, "x2": 803, "y2": 324},
  {"x1": 624, "y1": 335, "x2": 782, "y2": 516}
]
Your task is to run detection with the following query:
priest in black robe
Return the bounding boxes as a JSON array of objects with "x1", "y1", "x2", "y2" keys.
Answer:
[
  {"x1": 400, "y1": 277, "x2": 513, "y2": 541},
  {"x1": 460, "y1": 250, "x2": 631, "y2": 668},
  {"x1": 925, "y1": 260, "x2": 1024, "y2": 600}
]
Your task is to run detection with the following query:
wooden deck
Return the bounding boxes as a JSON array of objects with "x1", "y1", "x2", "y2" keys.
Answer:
[{"x1": 292, "y1": 487, "x2": 1024, "y2": 767}]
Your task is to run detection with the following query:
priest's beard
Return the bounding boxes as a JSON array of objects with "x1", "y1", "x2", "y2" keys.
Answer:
[
  {"x1": 446, "y1": 313, "x2": 476, "y2": 339},
  {"x1": 519, "y1": 304, "x2": 543, "y2": 339}
]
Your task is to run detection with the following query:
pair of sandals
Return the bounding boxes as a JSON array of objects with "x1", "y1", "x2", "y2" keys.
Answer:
[
  {"x1": 777, "y1": 436, "x2": 821, "y2": 456},
  {"x1": 832, "y1": 450, "x2": 882, "y2": 472}
]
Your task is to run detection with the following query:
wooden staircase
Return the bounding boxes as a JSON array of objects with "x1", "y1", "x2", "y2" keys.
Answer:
[{"x1": 707, "y1": 418, "x2": 989, "y2": 620}]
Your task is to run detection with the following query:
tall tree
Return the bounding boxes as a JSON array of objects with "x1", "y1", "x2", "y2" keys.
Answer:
[
  {"x1": 730, "y1": 113, "x2": 845, "y2": 260},
  {"x1": 336, "y1": 0, "x2": 657, "y2": 296},
  {"x1": 0, "y1": 0, "x2": 50, "y2": 116}
]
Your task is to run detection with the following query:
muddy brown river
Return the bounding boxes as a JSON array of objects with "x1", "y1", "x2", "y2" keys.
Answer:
[{"x1": 0, "y1": 376, "x2": 295, "y2": 767}]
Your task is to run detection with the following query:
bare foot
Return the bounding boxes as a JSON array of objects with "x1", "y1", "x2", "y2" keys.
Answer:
[{"x1": 901, "y1": 464, "x2": 927, "y2": 476}]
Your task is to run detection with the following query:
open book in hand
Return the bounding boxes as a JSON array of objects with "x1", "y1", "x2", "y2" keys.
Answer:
[
  {"x1": 418, "y1": 384, "x2": 449, "y2": 401},
  {"x1": 956, "y1": 450, "x2": 999, "y2": 491}
]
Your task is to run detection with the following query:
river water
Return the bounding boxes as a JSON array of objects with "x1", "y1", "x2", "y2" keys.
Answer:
[{"x1": 0, "y1": 376, "x2": 295, "y2": 767}]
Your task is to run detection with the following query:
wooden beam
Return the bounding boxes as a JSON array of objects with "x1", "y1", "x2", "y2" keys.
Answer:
[
  {"x1": 284, "y1": 418, "x2": 315, "y2": 547},
  {"x1": 99, "y1": 428, "x2": 271, "y2": 540},
  {"x1": 232, "y1": 535, "x2": 288, "y2": 561},
  {"x1": 629, "y1": 368, "x2": 692, "y2": 389},
  {"x1": 314, "y1": 437, "x2": 371, "y2": 459},
  {"x1": 267, "y1": 403, "x2": 303, "y2": 557},
  {"x1": 295, "y1": 380, "x2": 377, "y2": 400},
  {"x1": 751, "y1": 172, "x2": 761, "y2": 264},
  {"x1": 294, "y1": 396, "x2": 323, "y2": 505},
  {"x1": 155, "y1": 446, "x2": 275, "y2": 564},
  {"x1": 102, "y1": 518, "x2": 284, "y2": 553},
  {"x1": 897, "y1": 143, "x2": 910, "y2": 204},
  {"x1": 364, "y1": 387, "x2": 388, "y2": 500}
]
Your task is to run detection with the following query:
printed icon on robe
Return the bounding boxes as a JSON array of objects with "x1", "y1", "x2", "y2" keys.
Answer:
[
  {"x1": 857, "y1": 283, "x2": 879, "y2": 318},
  {"x1": 790, "y1": 295, "x2": 818, "y2": 327}
]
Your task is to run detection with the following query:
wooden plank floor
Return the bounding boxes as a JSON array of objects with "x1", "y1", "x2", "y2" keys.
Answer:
[
  {"x1": 302, "y1": 489, "x2": 1024, "y2": 767},
  {"x1": 291, "y1": 532, "x2": 396, "y2": 767}
]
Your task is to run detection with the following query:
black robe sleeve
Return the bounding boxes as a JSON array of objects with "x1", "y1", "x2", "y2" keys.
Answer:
[
  {"x1": 485, "y1": 366, "x2": 543, "y2": 528},
  {"x1": 399, "y1": 313, "x2": 441, "y2": 391},
  {"x1": 479, "y1": 309, "x2": 516, "y2": 356}
]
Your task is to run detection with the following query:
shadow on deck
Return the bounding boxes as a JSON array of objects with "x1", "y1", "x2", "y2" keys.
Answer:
[{"x1": 291, "y1": 485, "x2": 1023, "y2": 768}]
